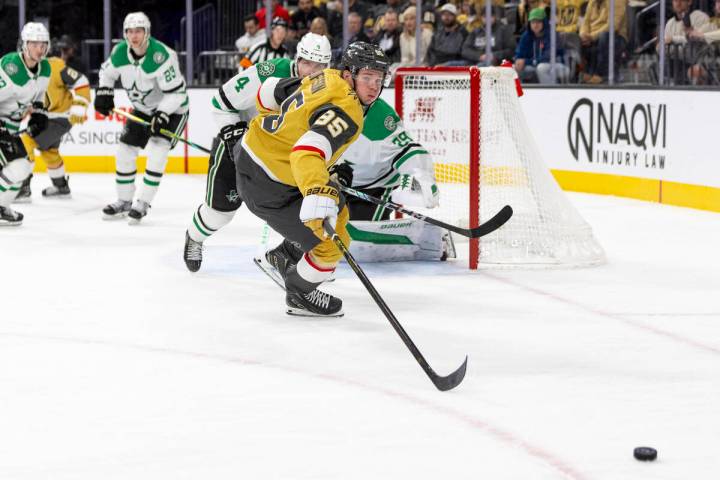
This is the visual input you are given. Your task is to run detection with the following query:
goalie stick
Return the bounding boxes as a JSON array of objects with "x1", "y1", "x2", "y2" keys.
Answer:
[
  {"x1": 323, "y1": 219, "x2": 467, "y2": 392},
  {"x1": 341, "y1": 186, "x2": 513, "y2": 239},
  {"x1": 112, "y1": 108, "x2": 211, "y2": 154}
]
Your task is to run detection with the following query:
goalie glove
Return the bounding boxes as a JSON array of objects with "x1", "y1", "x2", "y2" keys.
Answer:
[
  {"x1": 392, "y1": 172, "x2": 440, "y2": 209},
  {"x1": 93, "y1": 87, "x2": 114, "y2": 116},
  {"x1": 68, "y1": 99, "x2": 88, "y2": 125},
  {"x1": 300, "y1": 185, "x2": 339, "y2": 241}
]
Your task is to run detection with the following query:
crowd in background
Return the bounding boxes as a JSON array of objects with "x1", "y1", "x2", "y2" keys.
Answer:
[{"x1": 233, "y1": 0, "x2": 720, "y2": 84}]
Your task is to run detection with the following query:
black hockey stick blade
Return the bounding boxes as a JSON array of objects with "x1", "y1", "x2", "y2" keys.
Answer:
[
  {"x1": 324, "y1": 219, "x2": 468, "y2": 391},
  {"x1": 341, "y1": 186, "x2": 513, "y2": 239},
  {"x1": 429, "y1": 355, "x2": 468, "y2": 391}
]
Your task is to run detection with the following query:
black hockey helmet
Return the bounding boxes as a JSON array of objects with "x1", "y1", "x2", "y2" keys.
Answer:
[{"x1": 340, "y1": 42, "x2": 392, "y2": 77}]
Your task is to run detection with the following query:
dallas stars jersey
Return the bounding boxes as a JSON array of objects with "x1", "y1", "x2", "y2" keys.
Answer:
[
  {"x1": 241, "y1": 69, "x2": 363, "y2": 194},
  {"x1": 211, "y1": 57, "x2": 295, "y2": 128},
  {"x1": 45, "y1": 56, "x2": 90, "y2": 118},
  {"x1": 0, "y1": 52, "x2": 50, "y2": 131},
  {"x1": 98, "y1": 38, "x2": 188, "y2": 115},
  {"x1": 340, "y1": 98, "x2": 434, "y2": 190}
]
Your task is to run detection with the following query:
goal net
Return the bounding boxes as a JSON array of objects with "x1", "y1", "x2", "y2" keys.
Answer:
[{"x1": 394, "y1": 66, "x2": 605, "y2": 269}]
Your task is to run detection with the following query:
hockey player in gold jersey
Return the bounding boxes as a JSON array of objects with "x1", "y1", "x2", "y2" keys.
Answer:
[
  {"x1": 234, "y1": 42, "x2": 391, "y2": 317},
  {"x1": 17, "y1": 42, "x2": 90, "y2": 200}
]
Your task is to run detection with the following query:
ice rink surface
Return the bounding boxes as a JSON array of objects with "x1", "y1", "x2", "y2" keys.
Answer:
[{"x1": 2, "y1": 173, "x2": 719, "y2": 480}]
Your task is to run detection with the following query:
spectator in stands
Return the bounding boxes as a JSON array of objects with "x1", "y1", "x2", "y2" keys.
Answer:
[
  {"x1": 462, "y1": 6, "x2": 516, "y2": 66},
  {"x1": 375, "y1": 9, "x2": 403, "y2": 62},
  {"x1": 242, "y1": 17, "x2": 290, "y2": 68},
  {"x1": 372, "y1": 0, "x2": 407, "y2": 24},
  {"x1": 236, "y1": 15, "x2": 267, "y2": 54},
  {"x1": 290, "y1": 0, "x2": 324, "y2": 39},
  {"x1": 514, "y1": 7, "x2": 570, "y2": 83},
  {"x1": 425, "y1": 3, "x2": 468, "y2": 65},
  {"x1": 662, "y1": 0, "x2": 714, "y2": 83},
  {"x1": 326, "y1": 0, "x2": 372, "y2": 38},
  {"x1": 347, "y1": 11, "x2": 372, "y2": 43},
  {"x1": 518, "y1": 0, "x2": 548, "y2": 29},
  {"x1": 398, "y1": 6, "x2": 433, "y2": 67},
  {"x1": 556, "y1": 0, "x2": 586, "y2": 34},
  {"x1": 465, "y1": 0, "x2": 506, "y2": 33},
  {"x1": 256, "y1": 0, "x2": 291, "y2": 29},
  {"x1": 579, "y1": 0, "x2": 627, "y2": 84}
]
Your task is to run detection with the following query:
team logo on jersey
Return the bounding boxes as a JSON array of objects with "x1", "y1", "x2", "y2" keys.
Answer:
[
  {"x1": 153, "y1": 51, "x2": 166, "y2": 65},
  {"x1": 384, "y1": 116, "x2": 397, "y2": 132},
  {"x1": 4, "y1": 62, "x2": 18, "y2": 76},
  {"x1": 258, "y1": 62, "x2": 276, "y2": 77},
  {"x1": 226, "y1": 189, "x2": 240, "y2": 203}
]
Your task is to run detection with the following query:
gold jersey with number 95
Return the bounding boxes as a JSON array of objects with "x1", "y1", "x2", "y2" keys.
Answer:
[{"x1": 241, "y1": 68, "x2": 364, "y2": 195}]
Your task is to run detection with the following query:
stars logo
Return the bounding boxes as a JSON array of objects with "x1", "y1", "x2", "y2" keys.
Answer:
[
  {"x1": 257, "y1": 62, "x2": 276, "y2": 77},
  {"x1": 384, "y1": 115, "x2": 397, "y2": 132},
  {"x1": 4, "y1": 62, "x2": 18, "y2": 76},
  {"x1": 126, "y1": 81, "x2": 153, "y2": 106},
  {"x1": 226, "y1": 189, "x2": 240, "y2": 203}
]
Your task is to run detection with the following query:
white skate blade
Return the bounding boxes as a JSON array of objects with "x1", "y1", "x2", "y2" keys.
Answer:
[
  {"x1": 253, "y1": 256, "x2": 286, "y2": 290},
  {"x1": 0, "y1": 221, "x2": 22, "y2": 227},
  {"x1": 127, "y1": 217, "x2": 143, "y2": 225},
  {"x1": 286, "y1": 307, "x2": 344, "y2": 318},
  {"x1": 102, "y1": 212, "x2": 129, "y2": 221},
  {"x1": 43, "y1": 193, "x2": 72, "y2": 199},
  {"x1": 12, "y1": 197, "x2": 31, "y2": 204}
]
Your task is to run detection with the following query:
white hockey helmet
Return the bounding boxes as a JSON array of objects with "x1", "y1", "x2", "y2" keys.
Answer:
[
  {"x1": 295, "y1": 33, "x2": 332, "y2": 66},
  {"x1": 123, "y1": 11, "x2": 151, "y2": 47},
  {"x1": 20, "y1": 22, "x2": 50, "y2": 58}
]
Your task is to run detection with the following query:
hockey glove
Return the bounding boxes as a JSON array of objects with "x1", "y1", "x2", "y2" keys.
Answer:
[
  {"x1": 392, "y1": 172, "x2": 440, "y2": 209},
  {"x1": 94, "y1": 87, "x2": 115, "y2": 116},
  {"x1": 300, "y1": 185, "x2": 340, "y2": 241},
  {"x1": 150, "y1": 111, "x2": 171, "y2": 136},
  {"x1": 329, "y1": 162, "x2": 354, "y2": 188},
  {"x1": 27, "y1": 108, "x2": 48, "y2": 138},
  {"x1": 69, "y1": 99, "x2": 89, "y2": 125},
  {"x1": 218, "y1": 121, "x2": 248, "y2": 153}
]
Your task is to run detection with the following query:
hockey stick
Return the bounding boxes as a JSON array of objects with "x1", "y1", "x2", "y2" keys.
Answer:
[
  {"x1": 112, "y1": 108, "x2": 211, "y2": 154},
  {"x1": 341, "y1": 186, "x2": 513, "y2": 239},
  {"x1": 323, "y1": 219, "x2": 467, "y2": 392}
]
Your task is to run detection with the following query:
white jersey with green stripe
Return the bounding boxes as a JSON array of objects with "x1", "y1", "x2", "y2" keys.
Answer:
[
  {"x1": 98, "y1": 38, "x2": 188, "y2": 115},
  {"x1": 340, "y1": 98, "x2": 434, "y2": 190},
  {"x1": 211, "y1": 57, "x2": 295, "y2": 129},
  {"x1": 0, "y1": 52, "x2": 50, "y2": 131}
]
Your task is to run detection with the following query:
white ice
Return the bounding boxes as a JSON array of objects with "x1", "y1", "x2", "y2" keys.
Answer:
[{"x1": 2, "y1": 173, "x2": 719, "y2": 480}]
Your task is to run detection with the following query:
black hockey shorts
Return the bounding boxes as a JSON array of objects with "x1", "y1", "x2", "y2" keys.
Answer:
[
  {"x1": 32, "y1": 117, "x2": 72, "y2": 151},
  {"x1": 120, "y1": 110, "x2": 188, "y2": 148},
  {"x1": 234, "y1": 145, "x2": 347, "y2": 253},
  {"x1": 0, "y1": 129, "x2": 27, "y2": 168},
  {"x1": 346, "y1": 186, "x2": 394, "y2": 221},
  {"x1": 204, "y1": 136, "x2": 243, "y2": 212}
]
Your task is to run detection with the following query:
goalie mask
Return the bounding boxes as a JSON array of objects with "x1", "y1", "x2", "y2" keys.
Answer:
[
  {"x1": 123, "y1": 11, "x2": 151, "y2": 49},
  {"x1": 20, "y1": 22, "x2": 50, "y2": 59}
]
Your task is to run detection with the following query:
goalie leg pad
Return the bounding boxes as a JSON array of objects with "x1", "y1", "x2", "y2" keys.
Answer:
[
  {"x1": 115, "y1": 142, "x2": 140, "y2": 201},
  {"x1": 347, "y1": 218, "x2": 445, "y2": 262},
  {"x1": 188, "y1": 203, "x2": 235, "y2": 243},
  {"x1": 137, "y1": 138, "x2": 170, "y2": 205}
]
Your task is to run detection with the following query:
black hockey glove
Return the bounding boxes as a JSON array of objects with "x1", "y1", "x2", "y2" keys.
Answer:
[
  {"x1": 150, "y1": 111, "x2": 171, "y2": 136},
  {"x1": 27, "y1": 107, "x2": 48, "y2": 138},
  {"x1": 94, "y1": 87, "x2": 115, "y2": 116},
  {"x1": 329, "y1": 162, "x2": 353, "y2": 188},
  {"x1": 0, "y1": 128, "x2": 28, "y2": 161},
  {"x1": 218, "y1": 121, "x2": 248, "y2": 152}
]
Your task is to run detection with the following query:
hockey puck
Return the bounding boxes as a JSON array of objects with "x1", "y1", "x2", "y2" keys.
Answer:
[{"x1": 633, "y1": 447, "x2": 657, "y2": 461}]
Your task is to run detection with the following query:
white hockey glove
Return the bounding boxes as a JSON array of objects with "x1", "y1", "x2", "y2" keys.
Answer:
[
  {"x1": 69, "y1": 99, "x2": 88, "y2": 125},
  {"x1": 392, "y1": 172, "x2": 440, "y2": 209},
  {"x1": 300, "y1": 185, "x2": 339, "y2": 240}
]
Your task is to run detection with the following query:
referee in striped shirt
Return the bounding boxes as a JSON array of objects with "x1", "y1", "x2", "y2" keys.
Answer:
[{"x1": 241, "y1": 17, "x2": 290, "y2": 69}]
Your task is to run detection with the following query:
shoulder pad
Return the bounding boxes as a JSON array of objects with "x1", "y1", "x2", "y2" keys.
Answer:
[
  {"x1": 362, "y1": 98, "x2": 401, "y2": 141},
  {"x1": 39, "y1": 58, "x2": 52, "y2": 78},
  {"x1": 142, "y1": 38, "x2": 172, "y2": 74},
  {"x1": 0, "y1": 52, "x2": 30, "y2": 86},
  {"x1": 110, "y1": 41, "x2": 132, "y2": 68},
  {"x1": 256, "y1": 57, "x2": 292, "y2": 81}
]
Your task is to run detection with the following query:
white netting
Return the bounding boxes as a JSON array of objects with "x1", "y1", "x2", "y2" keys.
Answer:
[{"x1": 398, "y1": 67, "x2": 605, "y2": 268}]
